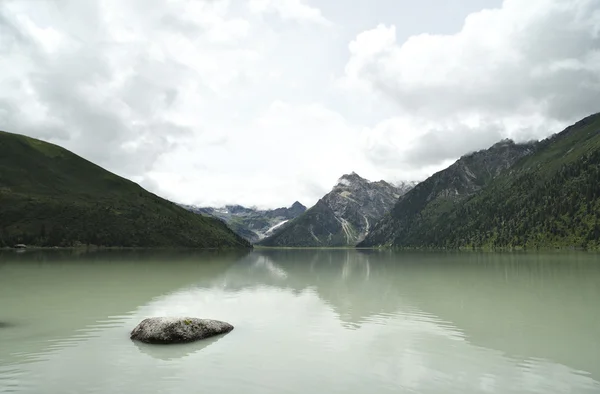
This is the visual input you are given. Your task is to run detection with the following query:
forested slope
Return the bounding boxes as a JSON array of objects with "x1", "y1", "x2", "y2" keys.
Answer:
[{"x1": 0, "y1": 130, "x2": 250, "y2": 248}]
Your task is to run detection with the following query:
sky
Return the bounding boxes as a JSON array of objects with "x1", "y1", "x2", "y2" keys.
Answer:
[{"x1": 1, "y1": 0, "x2": 599, "y2": 209}]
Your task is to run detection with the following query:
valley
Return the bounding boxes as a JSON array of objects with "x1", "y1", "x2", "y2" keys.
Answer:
[{"x1": 2, "y1": 113, "x2": 599, "y2": 250}]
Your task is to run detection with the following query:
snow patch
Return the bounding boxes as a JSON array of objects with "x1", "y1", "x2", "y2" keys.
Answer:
[
  {"x1": 309, "y1": 226, "x2": 320, "y2": 243},
  {"x1": 265, "y1": 220, "x2": 289, "y2": 235},
  {"x1": 337, "y1": 178, "x2": 352, "y2": 187},
  {"x1": 336, "y1": 217, "x2": 354, "y2": 244}
]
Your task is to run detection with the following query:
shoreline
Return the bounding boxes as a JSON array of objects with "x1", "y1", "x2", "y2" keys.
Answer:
[
  {"x1": 254, "y1": 245, "x2": 600, "y2": 252},
  {"x1": 0, "y1": 245, "x2": 253, "y2": 251},
  {"x1": 4, "y1": 245, "x2": 598, "y2": 253}
]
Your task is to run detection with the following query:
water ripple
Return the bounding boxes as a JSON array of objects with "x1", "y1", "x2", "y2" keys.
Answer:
[{"x1": 1, "y1": 251, "x2": 600, "y2": 394}]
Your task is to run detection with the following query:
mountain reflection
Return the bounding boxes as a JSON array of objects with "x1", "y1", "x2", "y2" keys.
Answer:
[
  {"x1": 209, "y1": 249, "x2": 600, "y2": 379},
  {"x1": 1, "y1": 249, "x2": 599, "y2": 394}
]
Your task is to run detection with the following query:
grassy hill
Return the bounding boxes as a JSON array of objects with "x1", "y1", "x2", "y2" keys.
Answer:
[
  {"x1": 0, "y1": 131, "x2": 251, "y2": 249},
  {"x1": 360, "y1": 112, "x2": 600, "y2": 250}
]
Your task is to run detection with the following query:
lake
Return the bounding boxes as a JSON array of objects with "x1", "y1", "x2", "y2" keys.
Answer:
[{"x1": 0, "y1": 249, "x2": 599, "y2": 393}]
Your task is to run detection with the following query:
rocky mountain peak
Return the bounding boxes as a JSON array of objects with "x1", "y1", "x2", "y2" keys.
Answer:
[
  {"x1": 291, "y1": 201, "x2": 305, "y2": 209},
  {"x1": 259, "y1": 172, "x2": 412, "y2": 247},
  {"x1": 344, "y1": 171, "x2": 361, "y2": 178},
  {"x1": 287, "y1": 201, "x2": 307, "y2": 216},
  {"x1": 335, "y1": 172, "x2": 366, "y2": 187},
  {"x1": 490, "y1": 138, "x2": 515, "y2": 149}
]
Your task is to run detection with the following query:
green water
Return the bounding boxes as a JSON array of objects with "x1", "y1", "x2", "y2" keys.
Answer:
[{"x1": 1, "y1": 249, "x2": 599, "y2": 393}]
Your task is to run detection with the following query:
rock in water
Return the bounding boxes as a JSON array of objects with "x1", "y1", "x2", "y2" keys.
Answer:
[{"x1": 130, "y1": 317, "x2": 234, "y2": 344}]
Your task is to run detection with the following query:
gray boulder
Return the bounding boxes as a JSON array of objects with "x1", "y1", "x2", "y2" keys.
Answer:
[{"x1": 130, "y1": 317, "x2": 233, "y2": 344}]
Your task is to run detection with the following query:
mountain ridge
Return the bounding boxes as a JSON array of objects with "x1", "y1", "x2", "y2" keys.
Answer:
[
  {"x1": 0, "y1": 130, "x2": 250, "y2": 249},
  {"x1": 358, "y1": 139, "x2": 538, "y2": 247},
  {"x1": 359, "y1": 112, "x2": 600, "y2": 249}
]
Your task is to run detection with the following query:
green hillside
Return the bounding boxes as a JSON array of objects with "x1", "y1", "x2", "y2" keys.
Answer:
[
  {"x1": 358, "y1": 139, "x2": 537, "y2": 247},
  {"x1": 0, "y1": 131, "x2": 251, "y2": 249},
  {"x1": 361, "y1": 112, "x2": 600, "y2": 250}
]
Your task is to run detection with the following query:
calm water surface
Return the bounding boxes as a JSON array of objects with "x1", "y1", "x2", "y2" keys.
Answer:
[{"x1": 1, "y1": 249, "x2": 599, "y2": 393}]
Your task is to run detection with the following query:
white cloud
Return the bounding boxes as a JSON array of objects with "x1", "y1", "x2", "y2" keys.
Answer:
[
  {"x1": 1, "y1": 0, "x2": 598, "y2": 209},
  {"x1": 345, "y1": 0, "x2": 600, "y2": 119},
  {"x1": 147, "y1": 100, "x2": 379, "y2": 208},
  {"x1": 1, "y1": 0, "x2": 348, "y2": 208},
  {"x1": 248, "y1": 0, "x2": 332, "y2": 26},
  {"x1": 345, "y1": 0, "x2": 600, "y2": 170},
  {"x1": 359, "y1": 113, "x2": 567, "y2": 174},
  {"x1": 0, "y1": 0, "x2": 262, "y2": 178}
]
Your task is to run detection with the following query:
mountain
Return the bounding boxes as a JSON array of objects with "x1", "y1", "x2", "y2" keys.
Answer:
[
  {"x1": 182, "y1": 201, "x2": 307, "y2": 243},
  {"x1": 394, "y1": 180, "x2": 421, "y2": 194},
  {"x1": 359, "y1": 112, "x2": 600, "y2": 249},
  {"x1": 358, "y1": 139, "x2": 537, "y2": 248},
  {"x1": 258, "y1": 172, "x2": 411, "y2": 247},
  {"x1": 0, "y1": 130, "x2": 250, "y2": 249}
]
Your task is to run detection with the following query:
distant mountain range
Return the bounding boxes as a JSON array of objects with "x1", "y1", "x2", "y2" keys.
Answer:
[
  {"x1": 181, "y1": 202, "x2": 307, "y2": 243},
  {"x1": 257, "y1": 173, "x2": 413, "y2": 247},
  {"x1": 252, "y1": 112, "x2": 600, "y2": 250},
  {"x1": 0, "y1": 131, "x2": 250, "y2": 249},
  {"x1": 3, "y1": 111, "x2": 598, "y2": 250}
]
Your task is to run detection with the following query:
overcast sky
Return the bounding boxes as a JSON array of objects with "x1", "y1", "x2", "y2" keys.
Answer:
[{"x1": 1, "y1": 0, "x2": 599, "y2": 209}]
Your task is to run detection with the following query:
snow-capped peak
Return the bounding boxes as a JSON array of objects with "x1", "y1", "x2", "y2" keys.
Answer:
[{"x1": 336, "y1": 172, "x2": 366, "y2": 188}]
